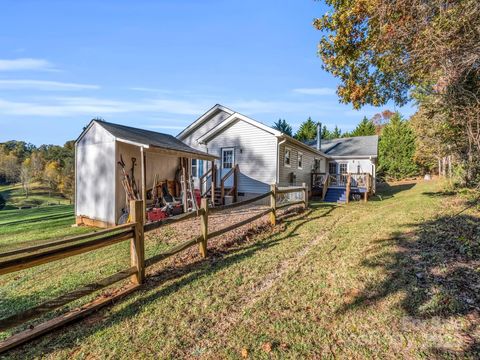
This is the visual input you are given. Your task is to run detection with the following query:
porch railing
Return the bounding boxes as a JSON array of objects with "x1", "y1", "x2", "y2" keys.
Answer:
[
  {"x1": 200, "y1": 165, "x2": 217, "y2": 204},
  {"x1": 328, "y1": 174, "x2": 348, "y2": 187},
  {"x1": 220, "y1": 164, "x2": 239, "y2": 205}
]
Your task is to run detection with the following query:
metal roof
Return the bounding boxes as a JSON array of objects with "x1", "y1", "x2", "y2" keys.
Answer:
[
  {"x1": 305, "y1": 135, "x2": 378, "y2": 157},
  {"x1": 92, "y1": 120, "x2": 217, "y2": 160}
]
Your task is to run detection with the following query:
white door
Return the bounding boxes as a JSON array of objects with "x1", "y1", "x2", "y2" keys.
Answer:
[{"x1": 221, "y1": 148, "x2": 235, "y2": 187}]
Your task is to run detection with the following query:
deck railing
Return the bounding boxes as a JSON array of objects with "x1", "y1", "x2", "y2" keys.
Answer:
[
  {"x1": 328, "y1": 174, "x2": 348, "y2": 187},
  {"x1": 311, "y1": 172, "x2": 373, "y2": 202},
  {"x1": 350, "y1": 173, "x2": 368, "y2": 188}
]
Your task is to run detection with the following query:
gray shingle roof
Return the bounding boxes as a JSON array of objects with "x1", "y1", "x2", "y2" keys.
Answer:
[
  {"x1": 305, "y1": 135, "x2": 378, "y2": 157},
  {"x1": 94, "y1": 120, "x2": 216, "y2": 159}
]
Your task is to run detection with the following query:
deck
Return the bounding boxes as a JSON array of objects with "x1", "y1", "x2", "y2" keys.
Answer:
[{"x1": 311, "y1": 173, "x2": 373, "y2": 203}]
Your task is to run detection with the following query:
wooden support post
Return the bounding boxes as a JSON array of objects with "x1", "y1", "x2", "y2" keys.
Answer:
[
  {"x1": 211, "y1": 161, "x2": 216, "y2": 205},
  {"x1": 140, "y1": 147, "x2": 147, "y2": 222},
  {"x1": 302, "y1": 182, "x2": 308, "y2": 210},
  {"x1": 130, "y1": 200, "x2": 145, "y2": 284},
  {"x1": 233, "y1": 165, "x2": 239, "y2": 202},
  {"x1": 182, "y1": 158, "x2": 188, "y2": 213},
  {"x1": 199, "y1": 198, "x2": 208, "y2": 258},
  {"x1": 364, "y1": 175, "x2": 369, "y2": 203},
  {"x1": 270, "y1": 184, "x2": 277, "y2": 226},
  {"x1": 346, "y1": 174, "x2": 351, "y2": 204}
]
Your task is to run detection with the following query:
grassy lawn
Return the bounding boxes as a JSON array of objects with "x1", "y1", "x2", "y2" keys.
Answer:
[
  {"x1": 0, "y1": 183, "x2": 70, "y2": 210},
  {"x1": 1, "y1": 180, "x2": 479, "y2": 359},
  {"x1": 0, "y1": 183, "x2": 91, "y2": 250}
]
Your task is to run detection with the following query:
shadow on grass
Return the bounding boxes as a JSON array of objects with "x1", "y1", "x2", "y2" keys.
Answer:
[
  {"x1": 422, "y1": 190, "x2": 457, "y2": 197},
  {"x1": 336, "y1": 212, "x2": 480, "y2": 357},
  {"x1": 6, "y1": 203, "x2": 337, "y2": 357},
  {"x1": 369, "y1": 182, "x2": 417, "y2": 201}
]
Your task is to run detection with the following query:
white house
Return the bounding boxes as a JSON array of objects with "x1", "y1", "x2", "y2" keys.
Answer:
[
  {"x1": 178, "y1": 104, "x2": 378, "y2": 204},
  {"x1": 177, "y1": 104, "x2": 329, "y2": 202}
]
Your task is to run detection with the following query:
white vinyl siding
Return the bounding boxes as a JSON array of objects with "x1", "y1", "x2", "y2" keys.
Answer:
[
  {"x1": 205, "y1": 119, "x2": 277, "y2": 194},
  {"x1": 279, "y1": 140, "x2": 327, "y2": 188},
  {"x1": 75, "y1": 123, "x2": 116, "y2": 224},
  {"x1": 284, "y1": 147, "x2": 291, "y2": 167}
]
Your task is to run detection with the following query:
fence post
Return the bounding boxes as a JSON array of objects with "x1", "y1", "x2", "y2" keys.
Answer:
[
  {"x1": 302, "y1": 182, "x2": 308, "y2": 210},
  {"x1": 346, "y1": 174, "x2": 351, "y2": 204},
  {"x1": 130, "y1": 200, "x2": 145, "y2": 285},
  {"x1": 199, "y1": 198, "x2": 208, "y2": 258},
  {"x1": 270, "y1": 184, "x2": 277, "y2": 226}
]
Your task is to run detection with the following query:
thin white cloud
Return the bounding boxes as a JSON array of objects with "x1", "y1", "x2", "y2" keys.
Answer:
[
  {"x1": 0, "y1": 96, "x2": 209, "y2": 117},
  {"x1": 293, "y1": 87, "x2": 336, "y2": 96},
  {"x1": 0, "y1": 58, "x2": 55, "y2": 71},
  {"x1": 130, "y1": 87, "x2": 172, "y2": 93},
  {"x1": 230, "y1": 99, "x2": 339, "y2": 114},
  {"x1": 0, "y1": 80, "x2": 99, "y2": 91}
]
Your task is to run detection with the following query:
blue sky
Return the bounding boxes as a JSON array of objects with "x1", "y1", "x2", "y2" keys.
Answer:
[{"x1": 0, "y1": 0, "x2": 414, "y2": 146}]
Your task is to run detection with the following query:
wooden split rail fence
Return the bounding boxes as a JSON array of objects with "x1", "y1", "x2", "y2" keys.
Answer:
[{"x1": 0, "y1": 183, "x2": 308, "y2": 353}]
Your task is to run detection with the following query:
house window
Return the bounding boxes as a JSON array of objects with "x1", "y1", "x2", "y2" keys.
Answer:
[
  {"x1": 329, "y1": 162, "x2": 337, "y2": 174},
  {"x1": 222, "y1": 148, "x2": 234, "y2": 169},
  {"x1": 191, "y1": 159, "x2": 198, "y2": 177},
  {"x1": 339, "y1": 163, "x2": 348, "y2": 174},
  {"x1": 284, "y1": 148, "x2": 291, "y2": 167},
  {"x1": 298, "y1": 152, "x2": 303, "y2": 170}
]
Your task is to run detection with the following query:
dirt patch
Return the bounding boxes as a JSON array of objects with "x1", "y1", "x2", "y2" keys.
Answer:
[{"x1": 144, "y1": 204, "x2": 304, "y2": 275}]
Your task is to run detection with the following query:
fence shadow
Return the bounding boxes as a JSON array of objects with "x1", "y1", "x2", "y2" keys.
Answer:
[
  {"x1": 336, "y1": 212, "x2": 480, "y2": 357},
  {"x1": 7, "y1": 203, "x2": 336, "y2": 357}
]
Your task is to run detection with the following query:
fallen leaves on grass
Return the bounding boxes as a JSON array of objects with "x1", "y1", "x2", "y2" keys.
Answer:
[{"x1": 262, "y1": 342, "x2": 272, "y2": 353}]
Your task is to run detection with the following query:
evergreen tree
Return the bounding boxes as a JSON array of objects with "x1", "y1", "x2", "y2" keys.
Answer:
[
  {"x1": 331, "y1": 125, "x2": 341, "y2": 139},
  {"x1": 321, "y1": 125, "x2": 332, "y2": 140},
  {"x1": 272, "y1": 119, "x2": 293, "y2": 137},
  {"x1": 378, "y1": 113, "x2": 418, "y2": 180},
  {"x1": 351, "y1": 117, "x2": 376, "y2": 137},
  {"x1": 295, "y1": 117, "x2": 318, "y2": 141}
]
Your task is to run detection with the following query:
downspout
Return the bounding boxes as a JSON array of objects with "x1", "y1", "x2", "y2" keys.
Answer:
[{"x1": 276, "y1": 137, "x2": 287, "y2": 184}]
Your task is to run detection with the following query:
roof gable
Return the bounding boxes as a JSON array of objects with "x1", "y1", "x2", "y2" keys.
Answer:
[
  {"x1": 177, "y1": 104, "x2": 234, "y2": 140},
  {"x1": 197, "y1": 112, "x2": 281, "y2": 143}
]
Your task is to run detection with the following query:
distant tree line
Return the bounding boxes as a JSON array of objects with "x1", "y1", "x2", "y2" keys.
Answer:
[
  {"x1": 0, "y1": 140, "x2": 75, "y2": 202},
  {"x1": 273, "y1": 115, "x2": 380, "y2": 142}
]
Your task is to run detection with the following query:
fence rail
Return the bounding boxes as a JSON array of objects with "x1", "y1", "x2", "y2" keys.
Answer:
[{"x1": 0, "y1": 183, "x2": 308, "y2": 354}]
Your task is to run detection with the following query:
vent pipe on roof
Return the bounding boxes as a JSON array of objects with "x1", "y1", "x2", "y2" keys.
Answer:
[{"x1": 316, "y1": 122, "x2": 322, "y2": 151}]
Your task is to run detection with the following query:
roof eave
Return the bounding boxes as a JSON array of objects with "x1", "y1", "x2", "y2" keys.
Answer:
[{"x1": 280, "y1": 135, "x2": 329, "y2": 158}]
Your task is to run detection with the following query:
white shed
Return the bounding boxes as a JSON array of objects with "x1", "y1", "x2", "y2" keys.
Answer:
[{"x1": 75, "y1": 120, "x2": 216, "y2": 227}]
